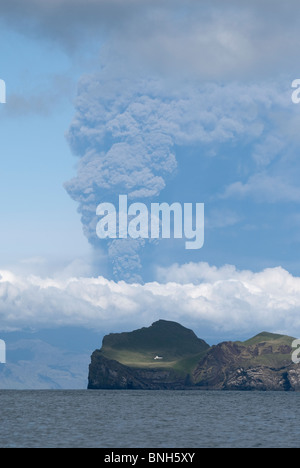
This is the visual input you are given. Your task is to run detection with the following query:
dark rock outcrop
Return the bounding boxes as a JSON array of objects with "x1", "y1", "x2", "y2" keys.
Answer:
[{"x1": 193, "y1": 338, "x2": 300, "y2": 391}]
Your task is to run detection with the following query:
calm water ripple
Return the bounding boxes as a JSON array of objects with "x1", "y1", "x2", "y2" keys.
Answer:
[{"x1": 0, "y1": 390, "x2": 299, "y2": 448}]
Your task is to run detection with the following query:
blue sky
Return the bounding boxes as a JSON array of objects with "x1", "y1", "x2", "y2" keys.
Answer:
[
  {"x1": 1, "y1": 2, "x2": 300, "y2": 388},
  {"x1": 0, "y1": 26, "x2": 89, "y2": 265}
]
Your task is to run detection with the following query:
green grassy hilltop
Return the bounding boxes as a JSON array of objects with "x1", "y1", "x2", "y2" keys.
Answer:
[{"x1": 101, "y1": 319, "x2": 210, "y2": 373}]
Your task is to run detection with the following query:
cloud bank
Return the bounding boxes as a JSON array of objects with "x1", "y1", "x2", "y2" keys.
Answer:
[{"x1": 1, "y1": 263, "x2": 300, "y2": 340}]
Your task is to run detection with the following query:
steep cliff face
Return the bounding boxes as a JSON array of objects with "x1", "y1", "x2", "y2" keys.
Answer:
[
  {"x1": 88, "y1": 322, "x2": 300, "y2": 391},
  {"x1": 193, "y1": 337, "x2": 300, "y2": 390},
  {"x1": 88, "y1": 353, "x2": 191, "y2": 390}
]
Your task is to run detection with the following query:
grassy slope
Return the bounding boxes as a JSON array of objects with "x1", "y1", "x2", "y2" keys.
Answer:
[
  {"x1": 100, "y1": 320, "x2": 209, "y2": 376},
  {"x1": 100, "y1": 324, "x2": 295, "y2": 378},
  {"x1": 241, "y1": 331, "x2": 295, "y2": 347},
  {"x1": 236, "y1": 331, "x2": 295, "y2": 368}
]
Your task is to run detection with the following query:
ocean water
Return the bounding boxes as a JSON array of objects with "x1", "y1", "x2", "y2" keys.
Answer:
[{"x1": 0, "y1": 390, "x2": 299, "y2": 448}]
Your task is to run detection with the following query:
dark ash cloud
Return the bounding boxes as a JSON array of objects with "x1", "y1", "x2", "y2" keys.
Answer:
[
  {"x1": 1, "y1": 0, "x2": 300, "y2": 79},
  {"x1": 64, "y1": 74, "x2": 291, "y2": 281}
]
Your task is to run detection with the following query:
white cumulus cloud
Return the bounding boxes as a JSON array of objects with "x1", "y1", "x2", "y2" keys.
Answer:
[{"x1": 0, "y1": 263, "x2": 300, "y2": 340}]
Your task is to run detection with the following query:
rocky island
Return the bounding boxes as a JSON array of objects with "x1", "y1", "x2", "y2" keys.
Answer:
[{"x1": 88, "y1": 320, "x2": 300, "y2": 391}]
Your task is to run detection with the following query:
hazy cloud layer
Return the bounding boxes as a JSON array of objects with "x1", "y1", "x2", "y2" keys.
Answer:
[
  {"x1": 1, "y1": 75, "x2": 73, "y2": 118},
  {"x1": 2, "y1": 0, "x2": 300, "y2": 80},
  {"x1": 1, "y1": 263, "x2": 300, "y2": 339}
]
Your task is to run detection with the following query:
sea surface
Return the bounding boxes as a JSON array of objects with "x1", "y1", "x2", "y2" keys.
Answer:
[{"x1": 0, "y1": 390, "x2": 299, "y2": 448}]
